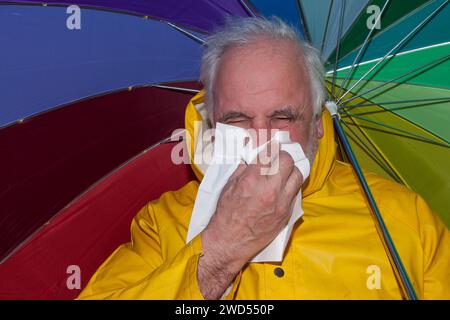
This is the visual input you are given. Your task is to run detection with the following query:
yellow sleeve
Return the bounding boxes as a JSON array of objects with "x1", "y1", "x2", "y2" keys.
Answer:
[
  {"x1": 417, "y1": 195, "x2": 450, "y2": 299},
  {"x1": 77, "y1": 203, "x2": 205, "y2": 300}
]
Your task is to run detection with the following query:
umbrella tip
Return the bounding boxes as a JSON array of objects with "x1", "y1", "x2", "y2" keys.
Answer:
[{"x1": 325, "y1": 101, "x2": 339, "y2": 118}]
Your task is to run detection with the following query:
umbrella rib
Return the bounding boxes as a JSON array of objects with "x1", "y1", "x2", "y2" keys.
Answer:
[
  {"x1": 340, "y1": 120, "x2": 405, "y2": 184},
  {"x1": 331, "y1": 0, "x2": 347, "y2": 97},
  {"x1": 339, "y1": 53, "x2": 450, "y2": 105},
  {"x1": 0, "y1": 133, "x2": 174, "y2": 265},
  {"x1": 345, "y1": 99, "x2": 450, "y2": 119},
  {"x1": 295, "y1": 0, "x2": 313, "y2": 42},
  {"x1": 166, "y1": 22, "x2": 205, "y2": 44},
  {"x1": 338, "y1": 94, "x2": 450, "y2": 144},
  {"x1": 336, "y1": 0, "x2": 448, "y2": 103},
  {"x1": 334, "y1": 0, "x2": 391, "y2": 99},
  {"x1": 150, "y1": 84, "x2": 200, "y2": 94},
  {"x1": 0, "y1": 79, "x2": 200, "y2": 130},
  {"x1": 333, "y1": 116, "x2": 418, "y2": 300},
  {"x1": 340, "y1": 107, "x2": 407, "y2": 183},
  {"x1": 333, "y1": 1, "x2": 439, "y2": 65},
  {"x1": 341, "y1": 112, "x2": 450, "y2": 146},
  {"x1": 320, "y1": 0, "x2": 335, "y2": 55},
  {"x1": 345, "y1": 97, "x2": 450, "y2": 109},
  {"x1": 238, "y1": 0, "x2": 259, "y2": 17}
]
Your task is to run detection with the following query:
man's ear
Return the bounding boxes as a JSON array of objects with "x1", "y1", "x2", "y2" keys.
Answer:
[{"x1": 316, "y1": 113, "x2": 324, "y2": 139}]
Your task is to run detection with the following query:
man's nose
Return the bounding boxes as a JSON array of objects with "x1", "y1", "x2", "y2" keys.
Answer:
[{"x1": 249, "y1": 119, "x2": 273, "y2": 147}]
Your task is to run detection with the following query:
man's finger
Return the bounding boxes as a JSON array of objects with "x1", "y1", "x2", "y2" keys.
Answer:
[
  {"x1": 273, "y1": 150, "x2": 295, "y2": 183},
  {"x1": 251, "y1": 141, "x2": 283, "y2": 179},
  {"x1": 242, "y1": 141, "x2": 277, "y2": 179},
  {"x1": 281, "y1": 166, "x2": 303, "y2": 202}
]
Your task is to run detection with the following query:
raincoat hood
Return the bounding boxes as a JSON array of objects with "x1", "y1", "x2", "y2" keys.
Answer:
[{"x1": 184, "y1": 90, "x2": 336, "y2": 197}]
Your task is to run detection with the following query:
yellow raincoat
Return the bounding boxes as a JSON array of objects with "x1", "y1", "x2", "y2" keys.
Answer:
[{"x1": 79, "y1": 91, "x2": 450, "y2": 300}]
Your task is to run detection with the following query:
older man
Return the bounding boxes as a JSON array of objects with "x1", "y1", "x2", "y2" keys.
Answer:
[{"x1": 79, "y1": 17, "x2": 449, "y2": 299}]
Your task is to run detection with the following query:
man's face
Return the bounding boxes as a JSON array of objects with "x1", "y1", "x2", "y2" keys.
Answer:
[{"x1": 212, "y1": 38, "x2": 324, "y2": 164}]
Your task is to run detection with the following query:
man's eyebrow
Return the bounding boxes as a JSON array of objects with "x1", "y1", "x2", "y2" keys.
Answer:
[
  {"x1": 217, "y1": 111, "x2": 252, "y2": 123},
  {"x1": 268, "y1": 107, "x2": 302, "y2": 119}
]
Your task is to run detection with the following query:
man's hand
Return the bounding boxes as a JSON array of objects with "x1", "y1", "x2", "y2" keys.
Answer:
[{"x1": 197, "y1": 150, "x2": 304, "y2": 299}]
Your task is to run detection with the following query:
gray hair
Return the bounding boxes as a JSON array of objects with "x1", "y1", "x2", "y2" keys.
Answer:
[{"x1": 200, "y1": 17, "x2": 326, "y2": 117}]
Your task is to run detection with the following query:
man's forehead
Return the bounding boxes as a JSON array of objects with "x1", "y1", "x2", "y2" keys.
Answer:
[
  {"x1": 217, "y1": 38, "x2": 306, "y2": 74},
  {"x1": 219, "y1": 40, "x2": 309, "y2": 78},
  {"x1": 213, "y1": 37, "x2": 312, "y2": 120}
]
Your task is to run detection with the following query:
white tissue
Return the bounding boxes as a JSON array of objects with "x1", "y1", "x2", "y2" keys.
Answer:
[{"x1": 186, "y1": 122, "x2": 310, "y2": 262}]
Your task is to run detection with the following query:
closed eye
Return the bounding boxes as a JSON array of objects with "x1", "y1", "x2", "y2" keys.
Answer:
[
  {"x1": 226, "y1": 118, "x2": 250, "y2": 124},
  {"x1": 274, "y1": 116, "x2": 293, "y2": 121},
  {"x1": 268, "y1": 107, "x2": 300, "y2": 122},
  {"x1": 218, "y1": 112, "x2": 253, "y2": 124}
]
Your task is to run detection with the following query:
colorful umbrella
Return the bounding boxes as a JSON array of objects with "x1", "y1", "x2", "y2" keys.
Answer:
[{"x1": 0, "y1": 0, "x2": 448, "y2": 299}]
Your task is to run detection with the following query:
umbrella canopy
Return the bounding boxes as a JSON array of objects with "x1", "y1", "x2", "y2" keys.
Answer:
[
  {"x1": 0, "y1": 0, "x2": 448, "y2": 299},
  {"x1": 328, "y1": 0, "x2": 450, "y2": 228}
]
